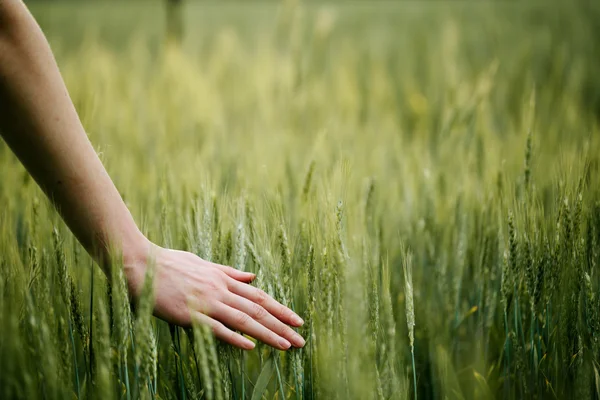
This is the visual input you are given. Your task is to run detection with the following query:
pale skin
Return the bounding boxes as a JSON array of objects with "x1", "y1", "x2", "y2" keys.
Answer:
[{"x1": 0, "y1": 0, "x2": 305, "y2": 351}]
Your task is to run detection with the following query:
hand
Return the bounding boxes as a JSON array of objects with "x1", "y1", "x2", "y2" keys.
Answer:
[{"x1": 124, "y1": 241, "x2": 305, "y2": 351}]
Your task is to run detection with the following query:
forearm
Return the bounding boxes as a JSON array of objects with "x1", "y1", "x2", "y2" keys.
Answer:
[{"x1": 0, "y1": 1, "x2": 147, "y2": 270}]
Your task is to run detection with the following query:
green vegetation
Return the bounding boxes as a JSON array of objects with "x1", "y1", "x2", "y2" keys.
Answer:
[{"x1": 1, "y1": 1, "x2": 600, "y2": 398}]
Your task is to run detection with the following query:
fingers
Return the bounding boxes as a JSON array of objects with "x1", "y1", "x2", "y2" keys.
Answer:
[
  {"x1": 223, "y1": 293, "x2": 305, "y2": 348},
  {"x1": 212, "y1": 263, "x2": 255, "y2": 283},
  {"x1": 192, "y1": 311, "x2": 255, "y2": 350},
  {"x1": 229, "y1": 280, "x2": 304, "y2": 327},
  {"x1": 212, "y1": 303, "x2": 294, "y2": 351}
]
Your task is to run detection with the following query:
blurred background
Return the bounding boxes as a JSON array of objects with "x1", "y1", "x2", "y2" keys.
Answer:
[
  {"x1": 2, "y1": 1, "x2": 600, "y2": 399},
  {"x1": 29, "y1": 0, "x2": 600, "y2": 125}
]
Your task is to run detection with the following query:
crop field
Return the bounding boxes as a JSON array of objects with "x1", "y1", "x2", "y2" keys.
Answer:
[{"x1": 1, "y1": 1, "x2": 600, "y2": 399}]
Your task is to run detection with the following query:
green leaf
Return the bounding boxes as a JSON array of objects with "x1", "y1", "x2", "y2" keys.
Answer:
[
  {"x1": 473, "y1": 369, "x2": 494, "y2": 399},
  {"x1": 251, "y1": 358, "x2": 275, "y2": 400}
]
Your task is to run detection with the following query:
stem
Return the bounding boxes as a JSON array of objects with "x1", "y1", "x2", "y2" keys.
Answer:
[
  {"x1": 274, "y1": 353, "x2": 286, "y2": 400},
  {"x1": 530, "y1": 309, "x2": 534, "y2": 393},
  {"x1": 411, "y1": 347, "x2": 417, "y2": 400},
  {"x1": 68, "y1": 318, "x2": 80, "y2": 399},
  {"x1": 124, "y1": 353, "x2": 131, "y2": 400},
  {"x1": 536, "y1": 317, "x2": 541, "y2": 394},
  {"x1": 295, "y1": 351, "x2": 301, "y2": 400},
  {"x1": 88, "y1": 263, "x2": 94, "y2": 377},
  {"x1": 310, "y1": 323, "x2": 314, "y2": 400},
  {"x1": 504, "y1": 309, "x2": 510, "y2": 396},
  {"x1": 131, "y1": 332, "x2": 140, "y2": 398},
  {"x1": 173, "y1": 328, "x2": 186, "y2": 400},
  {"x1": 241, "y1": 349, "x2": 245, "y2": 400},
  {"x1": 514, "y1": 295, "x2": 523, "y2": 399}
]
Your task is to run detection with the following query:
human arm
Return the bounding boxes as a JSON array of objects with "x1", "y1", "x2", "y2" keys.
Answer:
[{"x1": 0, "y1": 0, "x2": 304, "y2": 350}]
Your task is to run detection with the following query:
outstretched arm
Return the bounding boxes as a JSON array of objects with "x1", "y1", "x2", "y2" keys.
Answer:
[{"x1": 0, "y1": 0, "x2": 304, "y2": 351}]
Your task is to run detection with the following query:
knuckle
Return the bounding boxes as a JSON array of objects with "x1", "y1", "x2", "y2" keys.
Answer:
[
  {"x1": 217, "y1": 271, "x2": 230, "y2": 286},
  {"x1": 225, "y1": 266, "x2": 236, "y2": 274},
  {"x1": 228, "y1": 330, "x2": 239, "y2": 344},
  {"x1": 282, "y1": 307, "x2": 295, "y2": 320},
  {"x1": 251, "y1": 303, "x2": 267, "y2": 320},
  {"x1": 206, "y1": 279, "x2": 221, "y2": 292},
  {"x1": 283, "y1": 326, "x2": 296, "y2": 338},
  {"x1": 255, "y1": 289, "x2": 268, "y2": 305},
  {"x1": 235, "y1": 311, "x2": 250, "y2": 327},
  {"x1": 274, "y1": 321, "x2": 292, "y2": 337},
  {"x1": 269, "y1": 332, "x2": 283, "y2": 345},
  {"x1": 203, "y1": 277, "x2": 227, "y2": 298}
]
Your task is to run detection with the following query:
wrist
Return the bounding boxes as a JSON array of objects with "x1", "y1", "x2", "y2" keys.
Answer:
[
  {"x1": 120, "y1": 232, "x2": 158, "y2": 298},
  {"x1": 121, "y1": 230, "x2": 153, "y2": 267},
  {"x1": 97, "y1": 228, "x2": 150, "y2": 277}
]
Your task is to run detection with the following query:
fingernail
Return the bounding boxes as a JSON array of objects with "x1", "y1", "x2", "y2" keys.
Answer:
[
  {"x1": 245, "y1": 340, "x2": 256, "y2": 350},
  {"x1": 292, "y1": 315, "x2": 304, "y2": 326},
  {"x1": 278, "y1": 338, "x2": 292, "y2": 350},
  {"x1": 292, "y1": 333, "x2": 305, "y2": 347}
]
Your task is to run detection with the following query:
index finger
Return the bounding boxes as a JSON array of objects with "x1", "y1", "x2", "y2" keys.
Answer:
[{"x1": 228, "y1": 280, "x2": 304, "y2": 327}]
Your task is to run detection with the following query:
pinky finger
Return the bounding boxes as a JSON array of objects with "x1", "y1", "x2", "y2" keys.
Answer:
[
  {"x1": 213, "y1": 264, "x2": 255, "y2": 282},
  {"x1": 192, "y1": 311, "x2": 255, "y2": 350}
]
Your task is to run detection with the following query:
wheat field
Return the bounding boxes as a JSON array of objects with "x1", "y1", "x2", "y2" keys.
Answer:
[{"x1": 1, "y1": 1, "x2": 600, "y2": 399}]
